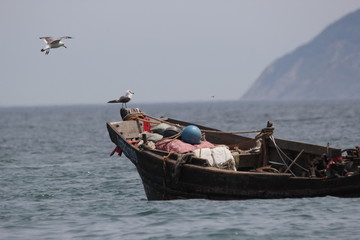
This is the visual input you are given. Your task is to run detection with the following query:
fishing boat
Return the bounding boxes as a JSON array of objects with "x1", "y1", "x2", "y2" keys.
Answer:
[{"x1": 107, "y1": 108, "x2": 360, "y2": 200}]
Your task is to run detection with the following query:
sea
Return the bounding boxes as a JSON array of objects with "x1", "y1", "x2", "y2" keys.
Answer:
[{"x1": 1, "y1": 100, "x2": 360, "y2": 240}]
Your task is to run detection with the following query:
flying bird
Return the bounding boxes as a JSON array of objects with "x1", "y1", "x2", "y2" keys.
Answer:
[
  {"x1": 39, "y1": 36, "x2": 73, "y2": 55},
  {"x1": 107, "y1": 90, "x2": 134, "y2": 108}
]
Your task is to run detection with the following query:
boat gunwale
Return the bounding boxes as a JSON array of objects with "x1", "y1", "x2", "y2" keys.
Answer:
[
  {"x1": 107, "y1": 121, "x2": 358, "y2": 182},
  {"x1": 106, "y1": 116, "x2": 360, "y2": 200}
]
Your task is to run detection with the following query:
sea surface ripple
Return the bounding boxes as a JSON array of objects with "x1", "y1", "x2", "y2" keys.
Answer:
[{"x1": 1, "y1": 101, "x2": 360, "y2": 239}]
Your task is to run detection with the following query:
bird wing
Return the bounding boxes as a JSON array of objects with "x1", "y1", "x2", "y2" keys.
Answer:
[
  {"x1": 39, "y1": 37, "x2": 55, "y2": 43},
  {"x1": 107, "y1": 99, "x2": 119, "y2": 103},
  {"x1": 59, "y1": 36, "x2": 73, "y2": 40},
  {"x1": 119, "y1": 96, "x2": 130, "y2": 103},
  {"x1": 40, "y1": 36, "x2": 72, "y2": 43}
]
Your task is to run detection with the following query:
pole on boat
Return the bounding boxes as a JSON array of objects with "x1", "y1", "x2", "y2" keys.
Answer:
[
  {"x1": 260, "y1": 121, "x2": 274, "y2": 167},
  {"x1": 284, "y1": 149, "x2": 305, "y2": 174}
]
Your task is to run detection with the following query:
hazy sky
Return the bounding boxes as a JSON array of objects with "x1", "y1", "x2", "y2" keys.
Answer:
[{"x1": 1, "y1": 0, "x2": 360, "y2": 106}]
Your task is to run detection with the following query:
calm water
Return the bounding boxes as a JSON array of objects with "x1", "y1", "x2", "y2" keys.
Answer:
[{"x1": 1, "y1": 101, "x2": 360, "y2": 240}]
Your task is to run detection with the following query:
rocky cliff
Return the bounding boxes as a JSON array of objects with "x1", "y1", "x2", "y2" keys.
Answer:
[{"x1": 242, "y1": 9, "x2": 360, "y2": 100}]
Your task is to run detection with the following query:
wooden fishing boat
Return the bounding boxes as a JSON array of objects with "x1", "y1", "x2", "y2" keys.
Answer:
[{"x1": 107, "y1": 108, "x2": 360, "y2": 200}]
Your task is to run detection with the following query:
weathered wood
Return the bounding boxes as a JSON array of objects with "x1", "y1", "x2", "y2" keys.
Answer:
[
  {"x1": 106, "y1": 112, "x2": 360, "y2": 201},
  {"x1": 261, "y1": 135, "x2": 270, "y2": 167},
  {"x1": 269, "y1": 138, "x2": 341, "y2": 158},
  {"x1": 284, "y1": 149, "x2": 305, "y2": 174},
  {"x1": 108, "y1": 120, "x2": 143, "y2": 139}
]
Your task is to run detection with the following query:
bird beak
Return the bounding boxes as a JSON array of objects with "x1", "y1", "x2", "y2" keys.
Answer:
[{"x1": 64, "y1": 45, "x2": 67, "y2": 48}]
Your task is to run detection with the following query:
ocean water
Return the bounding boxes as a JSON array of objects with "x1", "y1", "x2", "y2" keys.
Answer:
[{"x1": 1, "y1": 101, "x2": 360, "y2": 240}]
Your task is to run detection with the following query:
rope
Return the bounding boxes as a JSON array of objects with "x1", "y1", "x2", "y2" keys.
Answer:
[
  {"x1": 163, "y1": 151, "x2": 176, "y2": 160},
  {"x1": 269, "y1": 136, "x2": 309, "y2": 175},
  {"x1": 155, "y1": 133, "x2": 182, "y2": 147},
  {"x1": 142, "y1": 114, "x2": 182, "y2": 128},
  {"x1": 172, "y1": 153, "x2": 193, "y2": 184},
  {"x1": 135, "y1": 117, "x2": 162, "y2": 125},
  {"x1": 284, "y1": 149, "x2": 305, "y2": 173},
  {"x1": 161, "y1": 151, "x2": 176, "y2": 198},
  {"x1": 122, "y1": 112, "x2": 146, "y2": 121},
  {"x1": 125, "y1": 114, "x2": 162, "y2": 125},
  {"x1": 202, "y1": 129, "x2": 262, "y2": 135},
  {"x1": 269, "y1": 136, "x2": 295, "y2": 175},
  {"x1": 255, "y1": 166, "x2": 280, "y2": 173},
  {"x1": 142, "y1": 113, "x2": 261, "y2": 135}
]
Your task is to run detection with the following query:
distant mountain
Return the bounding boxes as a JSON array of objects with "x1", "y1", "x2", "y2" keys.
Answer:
[{"x1": 242, "y1": 9, "x2": 360, "y2": 100}]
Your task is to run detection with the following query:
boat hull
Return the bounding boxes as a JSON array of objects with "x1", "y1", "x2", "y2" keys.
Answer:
[
  {"x1": 137, "y1": 149, "x2": 360, "y2": 200},
  {"x1": 108, "y1": 123, "x2": 360, "y2": 200}
]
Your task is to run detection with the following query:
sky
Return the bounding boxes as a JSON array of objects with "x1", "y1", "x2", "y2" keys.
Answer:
[{"x1": 1, "y1": 0, "x2": 360, "y2": 107}]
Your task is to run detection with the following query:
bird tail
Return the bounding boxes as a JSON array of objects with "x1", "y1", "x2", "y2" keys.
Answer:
[{"x1": 107, "y1": 99, "x2": 119, "y2": 103}]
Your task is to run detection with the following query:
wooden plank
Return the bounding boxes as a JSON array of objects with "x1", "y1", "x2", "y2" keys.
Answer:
[
  {"x1": 108, "y1": 120, "x2": 143, "y2": 139},
  {"x1": 269, "y1": 138, "x2": 341, "y2": 157}
]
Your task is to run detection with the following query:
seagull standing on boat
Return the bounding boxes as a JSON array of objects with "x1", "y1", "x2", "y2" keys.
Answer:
[
  {"x1": 107, "y1": 90, "x2": 134, "y2": 108},
  {"x1": 39, "y1": 36, "x2": 73, "y2": 55}
]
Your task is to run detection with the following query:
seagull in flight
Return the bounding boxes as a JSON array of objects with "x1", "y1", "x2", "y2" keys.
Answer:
[
  {"x1": 39, "y1": 36, "x2": 73, "y2": 55},
  {"x1": 107, "y1": 90, "x2": 134, "y2": 108}
]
